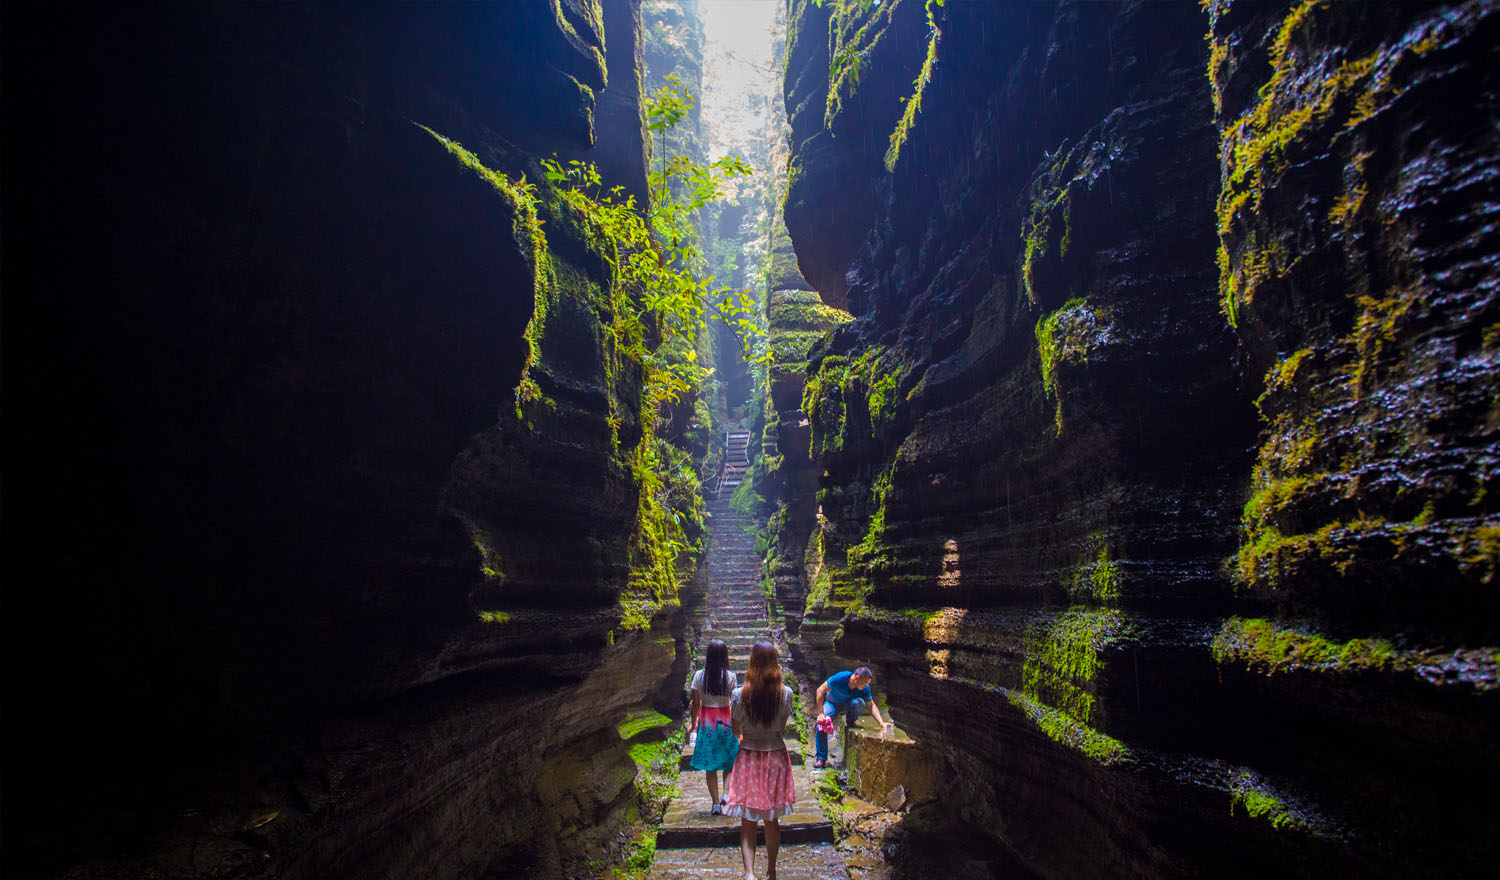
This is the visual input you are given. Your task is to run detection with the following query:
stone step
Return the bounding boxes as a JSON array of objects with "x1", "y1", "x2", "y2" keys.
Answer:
[
  {"x1": 703, "y1": 634, "x2": 768, "y2": 645},
  {"x1": 647, "y1": 843, "x2": 849, "y2": 879},
  {"x1": 657, "y1": 760, "x2": 831, "y2": 849},
  {"x1": 706, "y1": 615, "x2": 767, "y2": 626}
]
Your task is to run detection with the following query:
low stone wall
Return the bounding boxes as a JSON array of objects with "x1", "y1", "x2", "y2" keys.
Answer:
[{"x1": 843, "y1": 718, "x2": 938, "y2": 809}]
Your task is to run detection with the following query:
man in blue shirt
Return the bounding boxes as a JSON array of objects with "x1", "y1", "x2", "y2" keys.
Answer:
[{"x1": 813, "y1": 666, "x2": 893, "y2": 768}]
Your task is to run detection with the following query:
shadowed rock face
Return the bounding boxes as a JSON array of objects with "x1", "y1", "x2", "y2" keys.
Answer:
[
  {"x1": 783, "y1": 0, "x2": 1499, "y2": 877},
  {"x1": 4, "y1": 3, "x2": 696, "y2": 878}
]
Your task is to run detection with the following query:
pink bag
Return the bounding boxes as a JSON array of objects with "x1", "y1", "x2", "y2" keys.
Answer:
[{"x1": 816, "y1": 715, "x2": 836, "y2": 735}]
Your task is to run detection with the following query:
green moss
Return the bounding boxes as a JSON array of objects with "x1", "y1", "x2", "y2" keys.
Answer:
[
  {"x1": 1035, "y1": 297, "x2": 1086, "y2": 398},
  {"x1": 1235, "y1": 513, "x2": 1403, "y2": 589},
  {"x1": 803, "y1": 354, "x2": 849, "y2": 458},
  {"x1": 885, "y1": 3, "x2": 941, "y2": 171},
  {"x1": 728, "y1": 475, "x2": 765, "y2": 516},
  {"x1": 805, "y1": 530, "x2": 834, "y2": 613},
  {"x1": 846, "y1": 465, "x2": 895, "y2": 569},
  {"x1": 471, "y1": 534, "x2": 505, "y2": 583},
  {"x1": 769, "y1": 329, "x2": 831, "y2": 369},
  {"x1": 547, "y1": 0, "x2": 607, "y2": 84},
  {"x1": 1212, "y1": 617, "x2": 1399, "y2": 674},
  {"x1": 620, "y1": 435, "x2": 705, "y2": 631},
  {"x1": 768, "y1": 290, "x2": 852, "y2": 331},
  {"x1": 1006, "y1": 690, "x2": 1132, "y2": 765},
  {"x1": 814, "y1": 770, "x2": 846, "y2": 817},
  {"x1": 1229, "y1": 773, "x2": 1310, "y2": 832},
  {"x1": 617, "y1": 709, "x2": 673, "y2": 741},
  {"x1": 1019, "y1": 607, "x2": 1121, "y2": 726},
  {"x1": 1215, "y1": 0, "x2": 1384, "y2": 324},
  {"x1": 1083, "y1": 547, "x2": 1121, "y2": 603},
  {"x1": 1350, "y1": 287, "x2": 1420, "y2": 397},
  {"x1": 1021, "y1": 222, "x2": 1049, "y2": 308},
  {"x1": 1034, "y1": 297, "x2": 1101, "y2": 432},
  {"x1": 823, "y1": 0, "x2": 902, "y2": 128},
  {"x1": 418, "y1": 125, "x2": 559, "y2": 421},
  {"x1": 477, "y1": 610, "x2": 512, "y2": 624},
  {"x1": 1460, "y1": 521, "x2": 1500, "y2": 579}
]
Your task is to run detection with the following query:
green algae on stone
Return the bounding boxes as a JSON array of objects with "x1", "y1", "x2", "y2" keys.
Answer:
[
  {"x1": 821, "y1": 0, "x2": 911, "y2": 128},
  {"x1": 616, "y1": 709, "x2": 673, "y2": 741},
  {"x1": 1228, "y1": 772, "x2": 1314, "y2": 833},
  {"x1": 1005, "y1": 690, "x2": 1132, "y2": 765},
  {"x1": 1066, "y1": 545, "x2": 1121, "y2": 604},
  {"x1": 1019, "y1": 607, "x2": 1124, "y2": 727},
  {"x1": 1210, "y1": 0, "x2": 1467, "y2": 328},
  {"x1": 1212, "y1": 617, "x2": 1399, "y2": 675},
  {"x1": 769, "y1": 289, "x2": 852, "y2": 331},
  {"x1": 620, "y1": 436, "x2": 704, "y2": 630}
]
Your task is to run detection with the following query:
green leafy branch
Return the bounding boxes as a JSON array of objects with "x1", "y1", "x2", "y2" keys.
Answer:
[{"x1": 540, "y1": 79, "x2": 767, "y2": 418}]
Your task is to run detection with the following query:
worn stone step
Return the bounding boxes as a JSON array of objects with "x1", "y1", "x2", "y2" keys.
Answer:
[
  {"x1": 657, "y1": 760, "x2": 830, "y2": 849},
  {"x1": 706, "y1": 615, "x2": 767, "y2": 626},
  {"x1": 702, "y1": 620, "x2": 767, "y2": 631},
  {"x1": 647, "y1": 843, "x2": 849, "y2": 879},
  {"x1": 701, "y1": 629, "x2": 769, "y2": 643}
]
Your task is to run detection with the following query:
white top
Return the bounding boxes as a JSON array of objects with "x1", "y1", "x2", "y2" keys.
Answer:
[
  {"x1": 692, "y1": 668, "x2": 736, "y2": 708},
  {"x1": 731, "y1": 684, "x2": 793, "y2": 751}
]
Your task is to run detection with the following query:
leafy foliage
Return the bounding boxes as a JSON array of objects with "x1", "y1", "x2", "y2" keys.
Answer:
[{"x1": 541, "y1": 76, "x2": 767, "y2": 418}]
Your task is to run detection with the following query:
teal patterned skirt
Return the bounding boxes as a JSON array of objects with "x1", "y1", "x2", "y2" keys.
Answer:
[{"x1": 689, "y1": 706, "x2": 738, "y2": 772}]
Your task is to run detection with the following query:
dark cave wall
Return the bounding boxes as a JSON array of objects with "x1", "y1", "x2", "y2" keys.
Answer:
[
  {"x1": 783, "y1": 0, "x2": 1499, "y2": 877},
  {"x1": 4, "y1": 3, "x2": 692, "y2": 878}
]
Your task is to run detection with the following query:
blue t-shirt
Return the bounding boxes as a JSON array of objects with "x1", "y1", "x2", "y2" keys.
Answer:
[{"x1": 824, "y1": 670, "x2": 872, "y2": 705}]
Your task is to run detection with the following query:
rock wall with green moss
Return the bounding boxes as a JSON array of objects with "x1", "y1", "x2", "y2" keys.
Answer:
[
  {"x1": 784, "y1": 0, "x2": 1499, "y2": 876},
  {"x1": 763, "y1": 289, "x2": 853, "y2": 634},
  {"x1": 4, "y1": 3, "x2": 705, "y2": 877}
]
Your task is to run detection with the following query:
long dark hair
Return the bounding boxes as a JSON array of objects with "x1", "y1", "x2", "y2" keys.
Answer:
[
  {"x1": 703, "y1": 639, "x2": 729, "y2": 697},
  {"x1": 742, "y1": 641, "x2": 784, "y2": 726}
]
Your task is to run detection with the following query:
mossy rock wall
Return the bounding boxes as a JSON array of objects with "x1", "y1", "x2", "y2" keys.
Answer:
[
  {"x1": 5, "y1": 3, "x2": 702, "y2": 878},
  {"x1": 763, "y1": 289, "x2": 853, "y2": 635},
  {"x1": 785, "y1": 0, "x2": 1500, "y2": 876}
]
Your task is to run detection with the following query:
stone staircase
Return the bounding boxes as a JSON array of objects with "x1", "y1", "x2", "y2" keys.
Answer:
[
  {"x1": 717, "y1": 430, "x2": 752, "y2": 499},
  {"x1": 649, "y1": 494, "x2": 847, "y2": 879}
]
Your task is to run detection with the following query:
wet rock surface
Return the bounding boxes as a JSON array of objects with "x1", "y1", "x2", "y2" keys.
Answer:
[
  {"x1": 651, "y1": 494, "x2": 846, "y2": 877},
  {"x1": 781, "y1": 0, "x2": 1500, "y2": 876}
]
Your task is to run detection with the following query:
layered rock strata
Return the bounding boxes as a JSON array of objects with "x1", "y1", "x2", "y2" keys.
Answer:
[
  {"x1": 782, "y1": 0, "x2": 1499, "y2": 876},
  {"x1": 765, "y1": 289, "x2": 854, "y2": 639},
  {"x1": 5, "y1": 3, "x2": 705, "y2": 878}
]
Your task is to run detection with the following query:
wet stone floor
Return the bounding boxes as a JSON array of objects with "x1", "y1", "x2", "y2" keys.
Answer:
[{"x1": 647, "y1": 492, "x2": 867, "y2": 879}]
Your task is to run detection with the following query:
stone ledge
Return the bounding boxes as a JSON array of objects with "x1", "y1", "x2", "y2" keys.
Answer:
[{"x1": 842, "y1": 717, "x2": 937, "y2": 807}]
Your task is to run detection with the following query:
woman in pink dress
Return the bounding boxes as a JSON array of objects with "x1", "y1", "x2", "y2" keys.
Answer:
[{"x1": 725, "y1": 641, "x2": 796, "y2": 880}]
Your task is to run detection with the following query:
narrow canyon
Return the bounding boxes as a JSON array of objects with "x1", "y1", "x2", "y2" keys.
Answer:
[{"x1": 3, "y1": 2, "x2": 1496, "y2": 878}]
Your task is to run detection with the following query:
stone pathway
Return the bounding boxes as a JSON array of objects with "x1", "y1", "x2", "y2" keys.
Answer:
[{"x1": 648, "y1": 484, "x2": 847, "y2": 879}]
